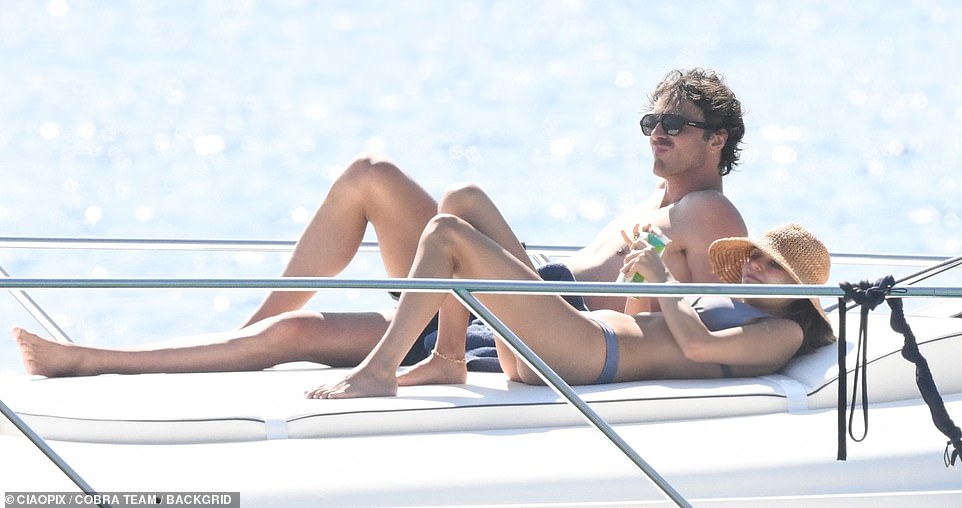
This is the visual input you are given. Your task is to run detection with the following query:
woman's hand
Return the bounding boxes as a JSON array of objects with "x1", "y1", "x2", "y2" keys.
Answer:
[{"x1": 619, "y1": 224, "x2": 671, "y2": 284}]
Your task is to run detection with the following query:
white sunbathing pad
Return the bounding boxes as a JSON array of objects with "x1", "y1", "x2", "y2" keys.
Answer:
[{"x1": 5, "y1": 312, "x2": 960, "y2": 444}]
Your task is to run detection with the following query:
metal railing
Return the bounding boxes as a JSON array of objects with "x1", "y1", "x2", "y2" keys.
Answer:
[
  {"x1": 0, "y1": 235, "x2": 948, "y2": 266},
  {"x1": 0, "y1": 236, "x2": 583, "y2": 258}
]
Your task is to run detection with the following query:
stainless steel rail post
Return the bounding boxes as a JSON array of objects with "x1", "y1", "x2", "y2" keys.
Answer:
[
  {"x1": 0, "y1": 265, "x2": 72, "y2": 343},
  {"x1": 0, "y1": 398, "x2": 109, "y2": 507},
  {"x1": 453, "y1": 288, "x2": 692, "y2": 508}
]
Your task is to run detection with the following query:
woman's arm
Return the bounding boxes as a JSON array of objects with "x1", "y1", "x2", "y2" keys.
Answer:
[
  {"x1": 656, "y1": 297, "x2": 803, "y2": 367},
  {"x1": 621, "y1": 230, "x2": 803, "y2": 368}
]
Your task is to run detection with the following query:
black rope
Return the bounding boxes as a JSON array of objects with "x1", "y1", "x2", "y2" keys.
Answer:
[
  {"x1": 887, "y1": 295, "x2": 962, "y2": 467},
  {"x1": 838, "y1": 275, "x2": 962, "y2": 468}
]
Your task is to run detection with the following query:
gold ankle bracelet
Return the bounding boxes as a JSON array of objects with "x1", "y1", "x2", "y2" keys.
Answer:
[{"x1": 432, "y1": 350, "x2": 467, "y2": 365}]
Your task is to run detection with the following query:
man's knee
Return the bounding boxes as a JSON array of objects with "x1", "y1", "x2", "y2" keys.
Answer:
[
  {"x1": 341, "y1": 154, "x2": 403, "y2": 185},
  {"x1": 262, "y1": 313, "x2": 317, "y2": 349}
]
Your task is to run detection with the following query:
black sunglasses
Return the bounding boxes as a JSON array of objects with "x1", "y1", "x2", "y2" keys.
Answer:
[{"x1": 640, "y1": 113, "x2": 719, "y2": 136}]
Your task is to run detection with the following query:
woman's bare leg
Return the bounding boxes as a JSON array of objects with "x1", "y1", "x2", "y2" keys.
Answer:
[
  {"x1": 242, "y1": 155, "x2": 438, "y2": 326},
  {"x1": 13, "y1": 310, "x2": 393, "y2": 377},
  {"x1": 396, "y1": 296, "x2": 471, "y2": 386},
  {"x1": 397, "y1": 184, "x2": 534, "y2": 386},
  {"x1": 306, "y1": 190, "x2": 606, "y2": 398}
]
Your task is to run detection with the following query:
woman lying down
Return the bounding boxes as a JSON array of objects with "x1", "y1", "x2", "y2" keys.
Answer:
[{"x1": 307, "y1": 204, "x2": 836, "y2": 399}]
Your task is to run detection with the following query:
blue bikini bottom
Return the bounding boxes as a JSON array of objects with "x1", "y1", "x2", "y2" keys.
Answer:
[{"x1": 585, "y1": 316, "x2": 619, "y2": 384}]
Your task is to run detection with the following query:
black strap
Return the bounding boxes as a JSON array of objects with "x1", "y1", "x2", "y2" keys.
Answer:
[
  {"x1": 839, "y1": 279, "x2": 889, "y2": 448},
  {"x1": 836, "y1": 297, "x2": 847, "y2": 460},
  {"x1": 838, "y1": 276, "x2": 962, "y2": 468},
  {"x1": 886, "y1": 294, "x2": 962, "y2": 467}
]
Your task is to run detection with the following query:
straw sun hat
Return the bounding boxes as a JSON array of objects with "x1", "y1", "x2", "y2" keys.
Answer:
[
  {"x1": 708, "y1": 222, "x2": 831, "y2": 286},
  {"x1": 709, "y1": 222, "x2": 832, "y2": 326}
]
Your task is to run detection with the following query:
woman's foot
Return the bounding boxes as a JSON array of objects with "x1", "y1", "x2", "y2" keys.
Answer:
[
  {"x1": 304, "y1": 364, "x2": 398, "y2": 399},
  {"x1": 13, "y1": 327, "x2": 89, "y2": 377},
  {"x1": 397, "y1": 350, "x2": 468, "y2": 386}
]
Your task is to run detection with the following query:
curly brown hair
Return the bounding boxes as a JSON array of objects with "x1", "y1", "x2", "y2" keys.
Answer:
[{"x1": 646, "y1": 68, "x2": 746, "y2": 176}]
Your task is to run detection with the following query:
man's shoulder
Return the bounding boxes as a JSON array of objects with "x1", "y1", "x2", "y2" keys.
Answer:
[
  {"x1": 670, "y1": 189, "x2": 746, "y2": 237},
  {"x1": 676, "y1": 188, "x2": 731, "y2": 203},
  {"x1": 673, "y1": 189, "x2": 739, "y2": 214}
]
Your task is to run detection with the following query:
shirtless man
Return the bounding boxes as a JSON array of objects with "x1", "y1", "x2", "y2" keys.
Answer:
[{"x1": 14, "y1": 68, "x2": 747, "y2": 378}]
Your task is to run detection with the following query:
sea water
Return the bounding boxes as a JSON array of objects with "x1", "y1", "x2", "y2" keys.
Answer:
[{"x1": 2, "y1": 0, "x2": 962, "y2": 375}]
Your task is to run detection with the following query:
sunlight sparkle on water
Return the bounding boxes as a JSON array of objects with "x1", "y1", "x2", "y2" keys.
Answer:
[
  {"x1": 85, "y1": 205, "x2": 103, "y2": 224},
  {"x1": 38, "y1": 122, "x2": 60, "y2": 140},
  {"x1": 614, "y1": 71, "x2": 633, "y2": 88},
  {"x1": 290, "y1": 206, "x2": 311, "y2": 224},
  {"x1": 135, "y1": 206, "x2": 154, "y2": 222},
  {"x1": 233, "y1": 251, "x2": 265, "y2": 266},
  {"x1": 47, "y1": 0, "x2": 69, "y2": 18},
  {"x1": 770, "y1": 145, "x2": 797, "y2": 165},
  {"x1": 909, "y1": 207, "x2": 941, "y2": 226},
  {"x1": 867, "y1": 160, "x2": 886, "y2": 177},
  {"x1": 304, "y1": 103, "x2": 328, "y2": 120},
  {"x1": 213, "y1": 296, "x2": 231, "y2": 312},
  {"x1": 154, "y1": 134, "x2": 172, "y2": 154},
  {"x1": 550, "y1": 136, "x2": 578, "y2": 158},
  {"x1": 548, "y1": 203, "x2": 570, "y2": 221},
  {"x1": 578, "y1": 198, "x2": 607, "y2": 221},
  {"x1": 194, "y1": 135, "x2": 226, "y2": 156}
]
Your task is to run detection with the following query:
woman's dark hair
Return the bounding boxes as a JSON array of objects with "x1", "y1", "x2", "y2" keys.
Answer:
[
  {"x1": 647, "y1": 68, "x2": 746, "y2": 176},
  {"x1": 784, "y1": 299, "x2": 837, "y2": 356}
]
